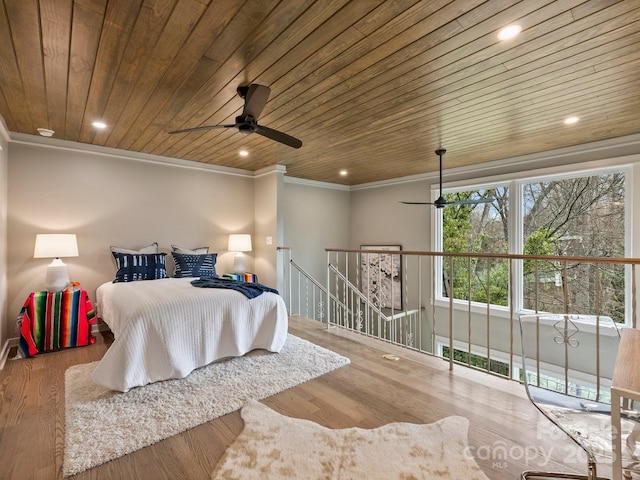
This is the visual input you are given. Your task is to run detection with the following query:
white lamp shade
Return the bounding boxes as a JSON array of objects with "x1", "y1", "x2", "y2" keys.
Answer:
[
  {"x1": 34, "y1": 234, "x2": 79, "y2": 258},
  {"x1": 228, "y1": 234, "x2": 252, "y2": 252}
]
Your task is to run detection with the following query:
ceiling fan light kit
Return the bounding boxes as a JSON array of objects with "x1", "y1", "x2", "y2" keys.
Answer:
[
  {"x1": 169, "y1": 84, "x2": 302, "y2": 149},
  {"x1": 400, "y1": 148, "x2": 495, "y2": 208}
]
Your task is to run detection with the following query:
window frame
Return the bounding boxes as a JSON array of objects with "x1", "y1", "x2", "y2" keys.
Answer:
[{"x1": 432, "y1": 163, "x2": 633, "y2": 323}]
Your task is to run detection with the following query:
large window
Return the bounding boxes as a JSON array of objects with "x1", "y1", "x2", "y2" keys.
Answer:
[
  {"x1": 522, "y1": 173, "x2": 625, "y2": 320},
  {"x1": 437, "y1": 169, "x2": 627, "y2": 321},
  {"x1": 442, "y1": 187, "x2": 509, "y2": 306}
]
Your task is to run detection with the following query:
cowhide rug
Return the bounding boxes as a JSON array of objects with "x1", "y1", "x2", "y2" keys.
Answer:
[{"x1": 211, "y1": 400, "x2": 489, "y2": 479}]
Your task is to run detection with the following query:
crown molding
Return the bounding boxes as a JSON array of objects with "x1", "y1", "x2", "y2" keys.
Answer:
[
  {"x1": 351, "y1": 133, "x2": 640, "y2": 191},
  {"x1": 8, "y1": 126, "x2": 640, "y2": 190},
  {"x1": 0, "y1": 116, "x2": 10, "y2": 144},
  {"x1": 8, "y1": 132, "x2": 254, "y2": 177},
  {"x1": 254, "y1": 164, "x2": 287, "y2": 178},
  {"x1": 283, "y1": 175, "x2": 350, "y2": 191}
]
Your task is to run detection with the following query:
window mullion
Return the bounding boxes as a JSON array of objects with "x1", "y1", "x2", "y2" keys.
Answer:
[{"x1": 511, "y1": 179, "x2": 523, "y2": 313}]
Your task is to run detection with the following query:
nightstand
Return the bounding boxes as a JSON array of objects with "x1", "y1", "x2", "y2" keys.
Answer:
[{"x1": 18, "y1": 288, "x2": 97, "y2": 357}]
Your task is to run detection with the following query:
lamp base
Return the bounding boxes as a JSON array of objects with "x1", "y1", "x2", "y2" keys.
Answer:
[
  {"x1": 45, "y1": 258, "x2": 70, "y2": 292},
  {"x1": 233, "y1": 253, "x2": 246, "y2": 275}
]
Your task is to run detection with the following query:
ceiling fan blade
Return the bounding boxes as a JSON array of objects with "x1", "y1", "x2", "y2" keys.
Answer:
[
  {"x1": 255, "y1": 124, "x2": 302, "y2": 148},
  {"x1": 400, "y1": 197, "x2": 494, "y2": 207},
  {"x1": 401, "y1": 145, "x2": 495, "y2": 208},
  {"x1": 169, "y1": 84, "x2": 297, "y2": 148},
  {"x1": 242, "y1": 84, "x2": 271, "y2": 120},
  {"x1": 168, "y1": 124, "x2": 236, "y2": 134},
  {"x1": 448, "y1": 197, "x2": 495, "y2": 206}
]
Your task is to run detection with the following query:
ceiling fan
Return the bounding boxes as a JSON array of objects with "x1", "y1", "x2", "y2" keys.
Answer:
[
  {"x1": 400, "y1": 148, "x2": 495, "y2": 208},
  {"x1": 168, "y1": 84, "x2": 302, "y2": 149}
]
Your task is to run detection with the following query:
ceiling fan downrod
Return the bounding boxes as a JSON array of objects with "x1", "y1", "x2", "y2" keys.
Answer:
[{"x1": 434, "y1": 148, "x2": 447, "y2": 208}]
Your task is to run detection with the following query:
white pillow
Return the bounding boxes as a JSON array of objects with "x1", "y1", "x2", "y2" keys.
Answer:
[
  {"x1": 171, "y1": 244, "x2": 209, "y2": 254},
  {"x1": 110, "y1": 242, "x2": 159, "y2": 254}
]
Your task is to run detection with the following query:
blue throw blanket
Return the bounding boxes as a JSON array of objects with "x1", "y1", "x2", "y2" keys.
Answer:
[{"x1": 190, "y1": 276, "x2": 279, "y2": 299}]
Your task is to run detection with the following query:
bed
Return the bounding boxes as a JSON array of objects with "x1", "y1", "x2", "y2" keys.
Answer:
[{"x1": 91, "y1": 277, "x2": 289, "y2": 392}]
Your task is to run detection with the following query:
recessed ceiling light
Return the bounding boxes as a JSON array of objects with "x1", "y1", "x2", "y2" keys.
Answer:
[
  {"x1": 340, "y1": 170, "x2": 348, "y2": 176},
  {"x1": 92, "y1": 121, "x2": 107, "y2": 129},
  {"x1": 239, "y1": 150, "x2": 249, "y2": 157},
  {"x1": 497, "y1": 24, "x2": 522, "y2": 41},
  {"x1": 37, "y1": 128, "x2": 55, "y2": 137},
  {"x1": 564, "y1": 116, "x2": 579, "y2": 125}
]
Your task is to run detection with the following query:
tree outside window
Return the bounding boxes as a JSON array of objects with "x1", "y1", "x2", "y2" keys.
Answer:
[
  {"x1": 522, "y1": 173, "x2": 625, "y2": 321},
  {"x1": 440, "y1": 171, "x2": 626, "y2": 322},
  {"x1": 442, "y1": 187, "x2": 509, "y2": 306}
]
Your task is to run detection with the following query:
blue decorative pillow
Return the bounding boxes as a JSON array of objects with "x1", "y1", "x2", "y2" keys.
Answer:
[
  {"x1": 172, "y1": 252, "x2": 218, "y2": 278},
  {"x1": 112, "y1": 253, "x2": 167, "y2": 283}
]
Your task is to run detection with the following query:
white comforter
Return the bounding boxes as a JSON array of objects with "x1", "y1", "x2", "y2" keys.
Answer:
[{"x1": 92, "y1": 277, "x2": 288, "y2": 392}]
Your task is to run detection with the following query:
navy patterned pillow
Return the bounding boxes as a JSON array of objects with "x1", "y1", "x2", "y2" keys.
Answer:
[
  {"x1": 112, "y1": 253, "x2": 167, "y2": 283},
  {"x1": 172, "y1": 252, "x2": 218, "y2": 278}
]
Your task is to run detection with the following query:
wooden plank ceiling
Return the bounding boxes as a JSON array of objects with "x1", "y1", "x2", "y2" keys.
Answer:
[{"x1": 1, "y1": 0, "x2": 639, "y2": 185}]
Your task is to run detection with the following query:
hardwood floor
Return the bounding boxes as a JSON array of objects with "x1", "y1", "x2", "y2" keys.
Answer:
[{"x1": 0, "y1": 315, "x2": 599, "y2": 479}]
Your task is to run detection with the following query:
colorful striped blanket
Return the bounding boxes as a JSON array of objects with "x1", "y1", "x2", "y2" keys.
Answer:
[
  {"x1": 222, "y1": 272, "x2": 259, "y2": 283},
  {"x1": 18, "y1": 289, "x2": 97, "y2": 357}
]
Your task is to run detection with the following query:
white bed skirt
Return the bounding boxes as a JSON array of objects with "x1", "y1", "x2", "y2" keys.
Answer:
[{"x1": 92, "y1": 278, "x2": 289, "y2": 392}]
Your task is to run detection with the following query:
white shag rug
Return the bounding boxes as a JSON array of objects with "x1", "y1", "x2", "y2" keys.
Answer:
[
  {"x1": 63, "y1": 334, "x2": 350, "y2": 477},
  {"x1": 211, "y1": 400, "x2": 490, "y2": 479}
]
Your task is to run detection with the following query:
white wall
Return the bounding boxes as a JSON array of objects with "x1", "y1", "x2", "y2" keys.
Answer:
[
  {"x1": 253, "y1": 166, "x2": 285, "y2": 287},
  {"x1": 5, "y1": 138, "x2": 256, "y2": 344},
  {"x1": 282, "y1": 179, "x2": 350, "y2": 282},
  {"x1": 350, "y1": 180, "x2": 432, "y2": 251},
  {"x1": 0, "y1": 119, "x2": 9, "y2": 364}
]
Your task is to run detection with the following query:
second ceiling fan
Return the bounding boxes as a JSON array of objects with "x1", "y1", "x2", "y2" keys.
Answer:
[
  {"x1": 168, "y1": 84, "x2": 302, "y2": 149},
  {"x1": 400, "y1": 148, "x2": 495, "y2": 208}
]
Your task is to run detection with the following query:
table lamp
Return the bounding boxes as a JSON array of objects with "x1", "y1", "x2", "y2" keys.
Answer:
[
  {"x1": 228, "y1": 234, "x2": 252, "y2": 274},
  {"x1": 33, "y1": 233, "x2": 79, "y2": 291}
]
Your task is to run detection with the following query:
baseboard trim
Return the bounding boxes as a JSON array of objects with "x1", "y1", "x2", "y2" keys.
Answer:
[
  {"x1": 0, "y1": 322, "x2": 110, "y2": 369},
  {"x1": 0, "y1": 337, "x2": 19, "y2": 370}
]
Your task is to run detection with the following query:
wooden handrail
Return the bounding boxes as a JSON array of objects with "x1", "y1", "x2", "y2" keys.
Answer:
[{"x1": 325, "y1": 247, "x2": 640, "y2": 265}]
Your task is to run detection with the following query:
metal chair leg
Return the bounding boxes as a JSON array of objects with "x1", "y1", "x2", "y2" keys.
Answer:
[
  {"x1": 520, "y1": 459, "x2": 608, "y2": 479},
  {"x1": 521, "y1": 472, "x2": 607, "y2": 479}
]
